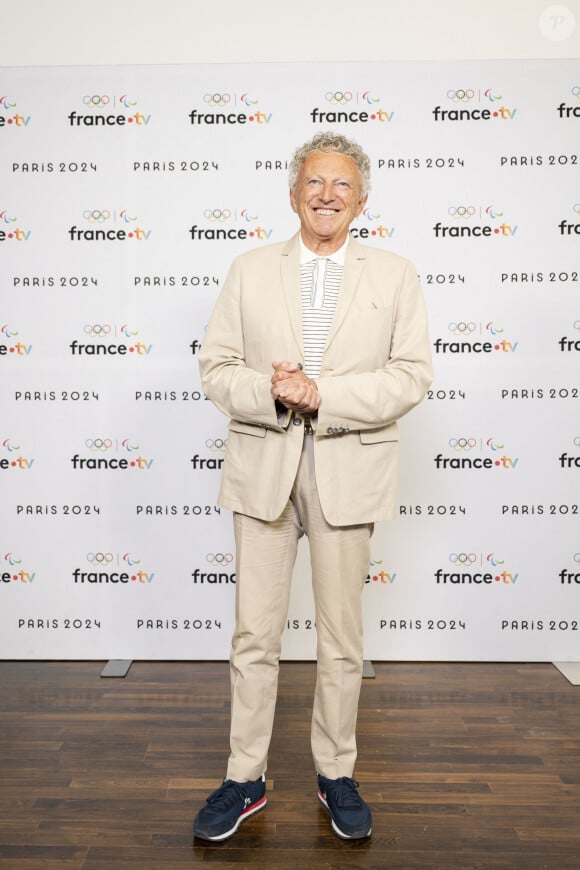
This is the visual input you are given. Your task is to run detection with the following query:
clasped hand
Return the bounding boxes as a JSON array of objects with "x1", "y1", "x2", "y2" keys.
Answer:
[{"x1": 270, "y1": 361, "x2": 321, "y2": 414}]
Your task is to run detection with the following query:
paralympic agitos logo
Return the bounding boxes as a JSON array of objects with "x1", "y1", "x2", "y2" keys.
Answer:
[
  {"x1": 189, "y1": 208, "x2": 273, "y2": 242},
  {"x1": 189, "y1": 92, "x2": 272, "y2": 126},
  {"x1": 432, "y1": 87, "x2": 517, "y2": 122},
  {"x1": 0, "y1": 438, "x2": 35, "y2": 471},
  {"x1": 71, "y1": 437, "x2": 154, "y2": 471},
  {"x1": 68, "y1": 209, "x2": 151, "y2": 242},
  {"x1": 433, "y1": 204, "x2": 518, "y2": 239},
  {"x1": 434, "y1": 321, "x2": 518, "y2": 355},
  {"x1": 434, "y1": 436, "x2": 519, "y2": 471},
  {"x1": 310, "y1": 90, "x2": 393, "y2": 125},
  {"x1": 1, "y1": 551, "x2": 36, "y2": 584},
  {"x1": 68, "y1": 94, "x2": 151, "y2": 126},
  {"x1": 0, "y1": 324, "x2": 32, "y2": 357},
  {"x1": 0, "y1": 94, "x2": 31, "y2": 128},
  {"x1": 0, "y1": 209, "x2": 31, "y2": 241},
  {"x1": 435, "y1": 552, "x2": 519, "y2": 585}
]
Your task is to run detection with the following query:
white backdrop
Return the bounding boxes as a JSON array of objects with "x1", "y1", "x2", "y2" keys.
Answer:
[{"x1": 1, "y1": 59, "x2": 579, "y2": 661}]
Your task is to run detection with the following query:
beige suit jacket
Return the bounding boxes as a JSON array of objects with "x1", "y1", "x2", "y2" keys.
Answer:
[{"x1": 198, "y1": 233, "x2": 432, "y2": 526}]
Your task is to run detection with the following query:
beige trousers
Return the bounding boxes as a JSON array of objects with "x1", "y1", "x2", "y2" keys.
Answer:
[{"x1": 226, "y1": 432, "x2": 373, "y2": 782}]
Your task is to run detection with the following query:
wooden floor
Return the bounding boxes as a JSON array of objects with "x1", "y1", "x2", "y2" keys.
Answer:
[{"x1": 0, "y1": 661, "x2": 579, "y2": 869}]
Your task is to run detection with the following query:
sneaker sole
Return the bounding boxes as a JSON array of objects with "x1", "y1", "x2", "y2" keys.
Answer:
[
  {"x1": 317, "y1": 790, "x2": 372, "y2": 840},
  {"x1": 193, "y1": 795, "x2": 267, "y2": 842}
]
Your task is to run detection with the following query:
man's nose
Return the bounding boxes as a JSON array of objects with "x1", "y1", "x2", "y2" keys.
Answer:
[{"x1": 318, "y1": 181, "x2": 335, "y2": 202}]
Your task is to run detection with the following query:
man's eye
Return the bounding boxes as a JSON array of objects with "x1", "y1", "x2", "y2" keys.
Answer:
[
  {"x1": 307, "y1": 178, "x2": 322, "y2": 186},
  {"x1": 336, "y1": 181, "x2": 350, "y2": 188}
]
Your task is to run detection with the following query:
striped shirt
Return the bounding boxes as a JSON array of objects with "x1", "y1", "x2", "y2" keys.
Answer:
[{"x1": 299, "y1": 237, "x2": 347, "y2": 379}]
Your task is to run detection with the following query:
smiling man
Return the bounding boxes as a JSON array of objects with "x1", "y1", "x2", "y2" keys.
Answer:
[{"x1": 195, "y1": 132, "x2": 432, "y2": 843}]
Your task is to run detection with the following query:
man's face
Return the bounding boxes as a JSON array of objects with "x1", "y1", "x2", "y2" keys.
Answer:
[{"x1": 289, "y1": 151, "x2": 368, "y2": 249}]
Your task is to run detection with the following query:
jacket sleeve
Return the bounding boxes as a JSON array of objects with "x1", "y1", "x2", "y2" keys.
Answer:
[
  {"x1": 198, "y1": 256, "x2": 289, "y2": 431},
  {"x1": 315, "y1": 261, "x2": 433, "y2": 433}
]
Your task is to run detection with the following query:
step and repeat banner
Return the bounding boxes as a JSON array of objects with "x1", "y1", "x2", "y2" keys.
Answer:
[{"x1": 1, "y1": 60, "x2": 578, "y2": 661}]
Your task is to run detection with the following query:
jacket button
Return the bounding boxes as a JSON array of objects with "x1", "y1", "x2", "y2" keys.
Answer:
[{"x1": 293, "y1": 417, "x2": 302, "y2": 426}]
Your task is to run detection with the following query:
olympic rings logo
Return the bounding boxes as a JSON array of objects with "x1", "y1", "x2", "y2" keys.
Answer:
[
  {"x1": 87, "y1": 552, "x2": 113, "y2": 565},
  {"x1": 205, "y1": 438, "x2": 228, "y2": 451},
  {"x1": 85, "y1": 438, "x2": 113, "y2": 451},
  {"x1": 204, "y1": 209, "x2": 231, "y2": 222},
  {"x1": 84, "y1": 324, "x2": 111, "y2": 337},
  {"x1": 486, "y1": 554, "x2": 504, "y2": 567},
  {"x1": 448, "y1": 437, "x2": 476, "y2": 451},
  {"x1": 449, "y1": 553, "x2": 477, "y2": 566},
  {"x1": 325, "y1": 91, "x2": 353, "y2": 104},
  {"x1": 206, "y1": 553, "x2": 234, "y2": 567},
  {"x1": 83, "y1": 209, "x2": 111, "y2": 223},
  {"x1": 83, "y1": 95, "x2": 110, "y2": 107},
  {"x1": 447, "y1": 89, "x2": 475, "y2": 102},
  {"x1": 204, "y1": 93, "x2": 231, "y2": 106},
  {"x1": 571, "y1": 86, "x2": 580, "y2": 98},
  {"x1": 448, "y1": 206, "x2": 476, "y2": 219},
  {"x1": 448, "y1": 321, "x2": 477, "y2": 336}
]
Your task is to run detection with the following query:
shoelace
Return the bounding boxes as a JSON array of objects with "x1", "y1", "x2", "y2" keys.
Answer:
[
  {"x1": 205, "y1": 780, "x2": 247, "y2": 811},
  {"x1": 325, "y1": 777, "x2": 362, "y2": 808}
]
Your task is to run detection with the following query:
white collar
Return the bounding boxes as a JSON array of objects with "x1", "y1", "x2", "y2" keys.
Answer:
[{"x1": 299, "y1": 234, "x2": 349, "y2": 266}]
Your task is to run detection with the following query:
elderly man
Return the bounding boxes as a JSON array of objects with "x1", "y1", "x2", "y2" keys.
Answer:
[{"x1": 194, "y1": 132, "x2": 432, "y2": 842}]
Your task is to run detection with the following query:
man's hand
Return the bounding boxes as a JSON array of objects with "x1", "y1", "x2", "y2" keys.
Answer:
[{"x1": 271, "y1": 361, "x2": 321, "y2": 414}]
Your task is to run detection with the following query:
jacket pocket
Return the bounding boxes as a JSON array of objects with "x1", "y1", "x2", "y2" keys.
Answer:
[
  {"x1": 229, "y1": 419, "x2": 267, "y2": 438},
  {"x1": 359, "y1": 422, "x2": 398, "y2": 444}
]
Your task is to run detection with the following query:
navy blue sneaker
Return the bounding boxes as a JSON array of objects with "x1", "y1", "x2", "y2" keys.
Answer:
[
  {"x1": 317, "y1": 774, "x2": 372, "y2": 839},
  {"x1": 193, "y1": 776, "x2": 266, "y2": 842}
]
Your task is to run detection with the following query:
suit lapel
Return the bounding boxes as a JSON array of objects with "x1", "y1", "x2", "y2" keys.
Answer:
[
  {"x1": 323, "y1": 237, "x2": 366, "y2": 354},
  {"x1": 280, "y1": 233, "x2": 303, "y2": 358}
]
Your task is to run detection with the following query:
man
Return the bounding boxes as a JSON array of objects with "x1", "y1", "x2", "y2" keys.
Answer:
[{"x1": 195, "y1": 132, "x2": 432, "y2": 842}]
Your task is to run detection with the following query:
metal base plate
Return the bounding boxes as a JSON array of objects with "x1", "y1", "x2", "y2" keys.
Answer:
[{"x1": 100, "y1": 659, "x2": 133, "y2": 678}]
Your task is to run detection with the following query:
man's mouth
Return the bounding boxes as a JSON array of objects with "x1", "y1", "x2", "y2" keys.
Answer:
[{"x1": 313, "y1": 208, "x2": 338, "y2": 216}]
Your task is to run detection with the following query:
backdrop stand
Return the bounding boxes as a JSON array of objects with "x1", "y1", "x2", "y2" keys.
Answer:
[
  {"x1": 362, "y1": 660, "x2": 375, "y2": 679},
  {"x1": 553, "y1": 663, "x2": 580, "y2": 686},
  {"x1": 101, "y1": 660, "x2": 133, "y2": 678}
]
